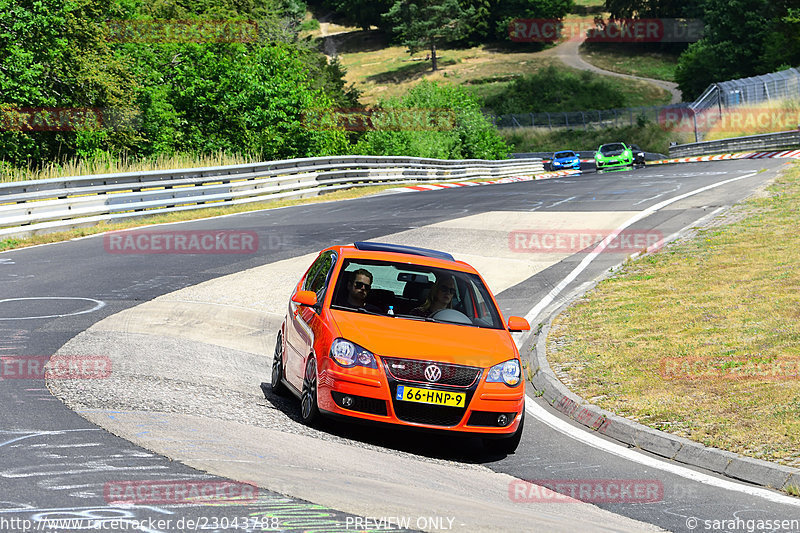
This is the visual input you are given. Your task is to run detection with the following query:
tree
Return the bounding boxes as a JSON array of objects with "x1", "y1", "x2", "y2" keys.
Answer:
[
  {"x1": 604, "y1": 0, "x2": 703, "y2": 19},
  {"x1": 322, "y1": 0, "x2": 395, "y2": 31},
  {"x1": 383, "y1": 0, "x2": 475, "y2": 71},
  {"x1": 491, "y1": 0, "x2": 573, "y2": 40},
  {"x1": 0, "y1": 0, "x2": 139, "y2": 166},
  {"x1": 674, "y1": 0, "x2": 774, "y2": 99}
]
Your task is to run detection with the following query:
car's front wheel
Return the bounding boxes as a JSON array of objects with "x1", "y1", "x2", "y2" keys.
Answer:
[
  {"x1": 270, "y1": 332, "x2": 288, "y2": 396},
  {"x1": 484, "y1": 411, "x2": 524, "y2": 455},
  {"x1": 300, "y1": 356, "x2": 319, "y2": 425}
]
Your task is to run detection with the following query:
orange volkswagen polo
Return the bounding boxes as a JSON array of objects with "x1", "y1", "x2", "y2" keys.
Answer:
[{"x1": 271, "y1": 242, "x2": 530, "y2": 453}]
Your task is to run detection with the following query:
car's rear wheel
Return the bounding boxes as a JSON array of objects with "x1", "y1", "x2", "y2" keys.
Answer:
[
  {"x1": 300, "y1": 356, "x2": 319, "y2": 424},
  {"x1": 484, "y1": 411, "x2": 524, "y2": 455},
  {"x1": 270, "y1": 332, "x2": 288, "y2": 396}
]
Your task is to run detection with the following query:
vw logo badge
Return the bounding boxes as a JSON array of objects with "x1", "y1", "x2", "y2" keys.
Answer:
[{"x1": 424, "y1": 364, "x2": 442, "y2": 383}]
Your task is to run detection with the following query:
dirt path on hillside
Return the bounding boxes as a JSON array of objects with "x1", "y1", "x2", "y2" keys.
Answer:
[
  {"x1": 543, "y1": 36, "x2": 682, "y2": 104},
  {"x1": 317, "y1": 19, "x2": 682, "y2": 105}
]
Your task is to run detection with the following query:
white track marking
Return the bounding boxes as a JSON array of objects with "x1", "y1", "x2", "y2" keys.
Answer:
[
  {"x1": 0, "y1": 297, "x2": 105, "y2": 320},
  {"x1": 525, "y1": 397, "x2": 800, "y2": 507},
  {"x1": 524, "y1": 171, "x2": 757, "y2": 325}
]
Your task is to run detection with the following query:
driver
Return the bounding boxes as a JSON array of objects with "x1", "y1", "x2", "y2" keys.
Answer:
[
  {"x1": 410, "y1": 275, "x2": 456, "y2": 317},
  {"x1": 344, "y1": 269, "x2": 381, "y2": 313}
]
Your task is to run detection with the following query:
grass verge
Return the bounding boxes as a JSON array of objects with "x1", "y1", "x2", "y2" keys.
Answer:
[
  {"x1": 1, "y1": 152, "x2": 261, "y2": 183},
  {"x1": 701, "y1": 99, "x2": 800, "y2": 141},
  {"x1": 579, "y1": 42, "x2": 680, "y2": 82},
  {"x1": 547, "y1": 161, "x2": 800, "y2": 468}
]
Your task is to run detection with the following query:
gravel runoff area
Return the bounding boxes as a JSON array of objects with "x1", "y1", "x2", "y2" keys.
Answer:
[
  {"x1": 46, "y1": 248, "x2": 661, "y2": 533},
  {"x1": 47, "y1": 253, "x2": 493, "y2": 471}
]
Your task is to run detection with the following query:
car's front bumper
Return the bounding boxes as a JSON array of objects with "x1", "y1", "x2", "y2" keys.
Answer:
[
  {"x1": 595, "y1": 157, "x2": 632, "y2": 169},
  {"x1": 552, "y1": 160, "x2": 580, "y2": 170},
  {"x1": 318, "y1": 362, "x2": 525, "y2": 436}
]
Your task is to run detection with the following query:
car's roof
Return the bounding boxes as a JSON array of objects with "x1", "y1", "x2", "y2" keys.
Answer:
[
  {"x1": 354, "y1": 241, "x2": 454, "y2": 261},
  {"x1": 329, "y1": 242, "x2": 474, "y2": 272},
  {"x1": 554, "y1": 151, "x2": 576, "y2": 156},
  {"x1": 600, "y1": 142, "x2": 627, "y2": 148}
]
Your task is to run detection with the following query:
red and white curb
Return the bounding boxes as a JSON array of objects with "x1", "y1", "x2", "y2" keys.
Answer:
[
  {"x1": 652, "y1": 149, "x2": 800, "y2": 164},
  {"x1": 388, "y1": 169, "x2": 580, "y2": 193}
]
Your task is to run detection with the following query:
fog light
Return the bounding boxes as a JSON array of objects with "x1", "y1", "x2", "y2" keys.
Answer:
[
  {"x1": 497, "y1": 414, "x2": 509, "y2": 426},
  {"x1": 342, "y1": 396, "x2": 354, "y2": 408}
]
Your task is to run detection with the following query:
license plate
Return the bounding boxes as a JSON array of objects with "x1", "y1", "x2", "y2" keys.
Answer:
[{"x1": 395, "y1": 385, "x2": 465, "y2": 407}]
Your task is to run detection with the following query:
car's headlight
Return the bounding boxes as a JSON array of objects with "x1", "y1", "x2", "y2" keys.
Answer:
[
  {"x1": 330, "y1": 338, "x2": 378, "y2": 369},
  {"x1": 486, "y1": 359, "x2": 521, "y2": 386}
]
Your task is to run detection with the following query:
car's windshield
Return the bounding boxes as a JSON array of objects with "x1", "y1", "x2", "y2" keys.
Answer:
[
  {"x1": 330, "y1": 259, "x2": 504, "y2": 329},
  {"x1": 554, "y1": 151, "x2": 575, "y2": 158},
  {"x1": 600, "y1": 143, "x2": 625, "y2": 154}
]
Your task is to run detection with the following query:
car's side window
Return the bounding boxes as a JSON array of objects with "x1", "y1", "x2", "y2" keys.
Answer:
[{"x1": 303, "y1": 251, "x2": 337, "y2": 303}]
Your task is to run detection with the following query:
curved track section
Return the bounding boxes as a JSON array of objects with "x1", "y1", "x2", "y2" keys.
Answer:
[{"x1": 3, "y1": 159, "x2": 799, "y2": 532}]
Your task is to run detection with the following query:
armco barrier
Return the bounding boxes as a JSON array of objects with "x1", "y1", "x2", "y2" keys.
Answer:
[
  {"x1": 669, "y1": 129, "x2": 800, "y2": 157},
  {"x1": 0, "y1": 156, "x2": 543, "y2": 240}
]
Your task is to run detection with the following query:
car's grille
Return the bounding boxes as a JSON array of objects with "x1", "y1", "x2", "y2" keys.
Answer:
[
  {"x1": 392, "y1": 401, "x2": 466, "y2": 427},
  {"x1": 387, "y1": 382, "x2": 475, "y2": 427},
  {"x1": 382, "y1": 357, "x2": 481, "y2": 387}
]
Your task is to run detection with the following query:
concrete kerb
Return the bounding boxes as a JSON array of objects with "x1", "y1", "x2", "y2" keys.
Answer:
[{"x1": 522, "y1": 294, "x2": 800, "y2": 495}]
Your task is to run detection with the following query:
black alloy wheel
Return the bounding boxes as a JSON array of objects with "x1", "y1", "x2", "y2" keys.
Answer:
[
  {"x1": 300, "y1": 356, "x2": 319, "y2": 424},
  {"x1": 271, "y1": 332, "x2": 288, "y2": 395}
]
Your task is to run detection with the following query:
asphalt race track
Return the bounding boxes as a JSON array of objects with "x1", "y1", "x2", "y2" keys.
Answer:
[{"x1": 2, "y1": 158, "x2": 799, "y2": 533}]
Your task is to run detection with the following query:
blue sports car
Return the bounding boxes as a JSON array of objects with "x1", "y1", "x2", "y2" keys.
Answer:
[{"x1": 549, "y1": 150, "x2": 581, "y2": 171}]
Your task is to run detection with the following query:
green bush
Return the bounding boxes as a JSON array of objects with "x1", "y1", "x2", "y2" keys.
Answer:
[
  {"x1": 484, "y1": 66, "x2": 627, "y2": 114},
  {"x1": 299, "y1": 18, "x2": 320, "y2": 31},
  {"x1": 353, "y1": 81, "x2": 509, "y2": 159}
]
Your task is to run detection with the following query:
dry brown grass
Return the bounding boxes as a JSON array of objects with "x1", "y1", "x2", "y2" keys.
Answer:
[
  {"x1": 702, "y1": 99, "x2": 800, "y2": 141},
  {"x1": 1, "y1": 152, "x2": 260, "y2": 183}
]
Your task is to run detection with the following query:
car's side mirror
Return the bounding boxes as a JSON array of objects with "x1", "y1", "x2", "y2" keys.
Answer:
[
  {"x1": 291, "y1": 290, "x2": 318, "y2": 307},
  {"x1": 507, "y1": 316, "x2": 530, "y2": 332}
]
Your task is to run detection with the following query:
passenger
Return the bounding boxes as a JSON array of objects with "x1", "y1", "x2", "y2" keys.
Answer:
[
  {"x1": 344, "y1": 269, "x2": 381, "y2": 313},
  {"x1": 410, "y1": 275, "x2": 457, "y2": 317}
]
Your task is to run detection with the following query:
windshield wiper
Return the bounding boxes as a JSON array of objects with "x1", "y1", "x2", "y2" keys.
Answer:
[{"x1": 331, "y1": 304, "x2": 384, "y2": 316}]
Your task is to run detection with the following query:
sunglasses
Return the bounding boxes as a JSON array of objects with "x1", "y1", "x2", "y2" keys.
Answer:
[
  {"x1": 439, "y1": 286, "x2": 456, "y2": 295},
  {"x1": 353, "y1": 281, "x2": 371, "y2": 290}
]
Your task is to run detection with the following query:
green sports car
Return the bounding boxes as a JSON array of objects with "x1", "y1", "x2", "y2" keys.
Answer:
[{"x1": 594, "y1": 142, "x2": 634, "y2": 171}]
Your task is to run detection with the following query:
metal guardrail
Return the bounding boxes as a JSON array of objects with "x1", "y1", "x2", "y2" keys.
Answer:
[
  {"x1": 668, "y1": 129, "x2": 800, "y2": 157},
  {"x1": 0, "y1": 155, "x2": 544, "y2": 239}
]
